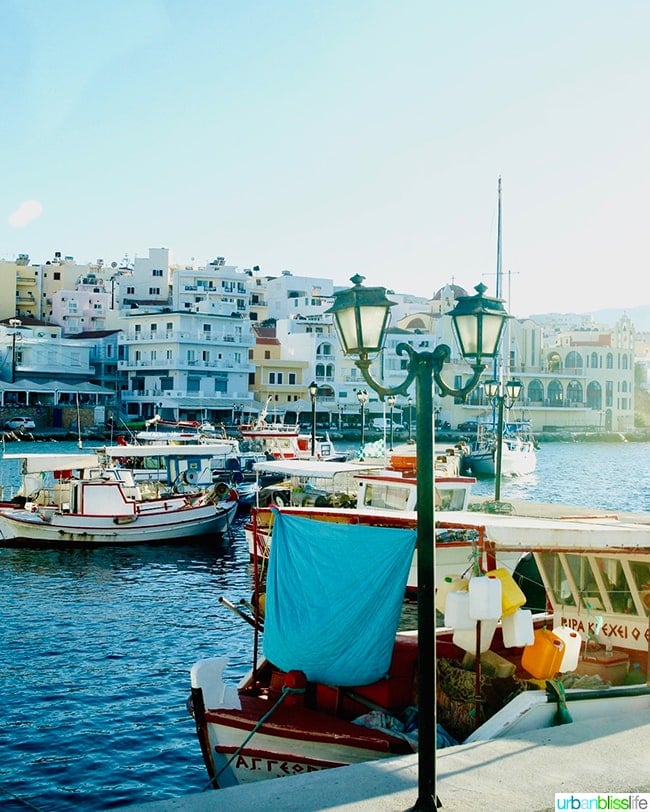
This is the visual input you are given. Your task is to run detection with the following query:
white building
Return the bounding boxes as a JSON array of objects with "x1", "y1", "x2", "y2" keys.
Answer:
[{"x1": 117, "y1": 308, "x2": 256, "y2": 423}]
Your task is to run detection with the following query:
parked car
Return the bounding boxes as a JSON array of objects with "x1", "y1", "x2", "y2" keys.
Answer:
[
  {"x1": 3, "y1": 416, "x2": 36, "y2": 431},
  {"x1": 371, "y1": 418, "x2": 404, "y2": 432},
  {"x1": 457, "y1": 420, "x2": 478, "y2": 433}
]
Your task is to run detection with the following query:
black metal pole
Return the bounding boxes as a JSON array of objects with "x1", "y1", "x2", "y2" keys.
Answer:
[
  {"x1": 494, "y1": 395, "x2": 505, "y2": 501},
  {"x1": 412, "y1": 354, "x2": 439, "y2": 810},
  {"x1": 11, "y1": 332, "x2": 16, "y2": 384},
  {"x1": 311, "y1": 395, "x2": 316, "y2": 458}
]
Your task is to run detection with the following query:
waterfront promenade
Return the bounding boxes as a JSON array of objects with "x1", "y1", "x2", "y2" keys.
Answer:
[{"x1": 129, "y1": 713, "x2": 650, "y2": 811}]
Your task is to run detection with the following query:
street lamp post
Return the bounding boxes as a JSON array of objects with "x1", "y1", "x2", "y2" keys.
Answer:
[
  {"x1": 482, "y1": 379, "x2": 522, "y2": 502},
  {"x1": 407, "y1": 397, "x2": 413, "y2": 443},
  {"x1": 9, "y1": 318, "x2": 22, "y2": 384},
  {"x1": 308, "y1": 381, "x2": 318, "y2": 458},
  {"x1": 328, "y1": 276, "x2": 509, "y2": 810},
  {"x1": 357, "y1": 389, "x2": 368, "y2": 457},
  {"x1": 387, "y1": 394, "x2": 396, "y2": 450}
]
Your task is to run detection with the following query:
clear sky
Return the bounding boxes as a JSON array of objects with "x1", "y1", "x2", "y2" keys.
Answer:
[{"x1": 2, "y1": 0, "x2": 649, "y2": 318}]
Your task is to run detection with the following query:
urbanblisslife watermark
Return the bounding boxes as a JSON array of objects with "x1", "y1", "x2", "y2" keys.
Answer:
[{"x1": 555, "y1": 794, "x2": 649, "y2": 810}]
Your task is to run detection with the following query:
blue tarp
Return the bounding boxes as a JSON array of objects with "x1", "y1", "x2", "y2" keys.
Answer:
[{"x1": 263, "y1": 511, "x2": 417, "y2": 686}]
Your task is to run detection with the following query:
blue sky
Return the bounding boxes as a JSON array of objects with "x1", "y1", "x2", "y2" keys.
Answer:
[{"x1": 2, "y1": 0, "x2": 649, "y2": 318}]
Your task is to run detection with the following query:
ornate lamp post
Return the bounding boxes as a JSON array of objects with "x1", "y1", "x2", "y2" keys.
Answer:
[
  {"x1": 482, "y1": 378, "x2": 522, "y2": 502},
  {"x1": 308, "y1": 381, "x2": 318, "y2": 458},
  {"x1": 357, "y1": 389, "x2": 368, "y2": 457},
  {"x1": 9, "y1": 318, "x2": 22, "y2": 384},
  {"x1": 387, "y1": 394, "x2": 396, "y2": 450},
  {"x1": 407, "y1": 396, "x2": 413, "y2": 443},
  {"x1": 328, "y1": 275, "x2": 509, "y2": 810}
]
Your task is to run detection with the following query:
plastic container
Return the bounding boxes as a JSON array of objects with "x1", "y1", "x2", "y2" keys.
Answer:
[
  {"x1": 435, "y1": 575, "x2": 468, "y2": 614},
  {"x1": 461, "y1": 649, "x2": 516, "y2": 678},
  {"x1": 501, "y1": 608, "x2": 534, "y2": 648},
  {"x1": 444, "y1": 590, "x2": 474, "y2": 630},
  {"x1": 468, "y1": 575, "x2": 502, "y2": 620},
  {"x1": 552, "y1": 626, "x2": 582, "y2": 673},
  {"x1": 484, "y1": 567, "x2": 527, "y2": 616},
  {"x1": 452, "y1": 619, "x2": 497, "y2": 653},
  {"x1": 521, "y1": 628, "x2": 565, "y2": 679}
]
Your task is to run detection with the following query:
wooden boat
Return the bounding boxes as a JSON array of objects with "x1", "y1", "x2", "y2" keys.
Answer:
[
  {"x1": 242, "y1": 448, "x2": 520, "y2": 592},
  {"x1": 238, "y1": 397, "x2": 348, "y2": 462},
  {"x1": 0, "y1": 452, "x2": 238, "y2": 545},
  {"x1": 102, "y1": 442, "x2": 258, "y2": 493},
  {"x1": 464, "y1": 418, "x2": 537, "y2": 478},
  {"x1": 114, "y1": 433, "x2": 267, "y2": 486},
  {"x1": 189, "y1": 505, "x2": 650, "y2": 789}
]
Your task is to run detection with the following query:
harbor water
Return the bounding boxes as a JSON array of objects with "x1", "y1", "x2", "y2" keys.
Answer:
[{"x1": 1, "y1": 439, "x2": 649, "y2": 810}]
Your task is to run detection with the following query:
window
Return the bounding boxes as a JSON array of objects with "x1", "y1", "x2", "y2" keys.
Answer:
[
  {"x1": 126, "y1": 286, "x2": 135, "y2": 295},
  {"x1": 149, "y1": 287, "x2": 161, "y2": 296},
  {"x1": 160, "y1": 376, "x2": 173, "y2": 390},
  {"x1": 152, "y1": 268, "x2": 163, "y2": 277},
  {"x1": 202, "y1": 350, "x2": 210, "y2": 362},
  {"x1": 187, "y1": 377, "x2": 200, "y2": 393},
  {"x1": 289, "y1": 373, "x2": 296, "y2": 385},
  {"x1": 264, "y1": 350, "x2": 271, "y2": 359}
]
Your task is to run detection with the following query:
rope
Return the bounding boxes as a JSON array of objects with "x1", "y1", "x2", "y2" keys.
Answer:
[
  {"x1": 202, "y1": 683, "x2": 306, "y2": 791},
  {"x1": 0, "y1": 787, "x2": 44, "y2": 811}
]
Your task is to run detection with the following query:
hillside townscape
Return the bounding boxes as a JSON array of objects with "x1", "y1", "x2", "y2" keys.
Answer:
[{"x1": 1, "y1": 248, "x2": 649, "y2": 436}]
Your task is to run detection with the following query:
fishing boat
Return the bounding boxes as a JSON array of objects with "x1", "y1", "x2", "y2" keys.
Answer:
[
  {"x1": 242, "y1": 446, "x2": 517, "y2": 592},
  {"x1": 0, "y1": 451, "x2": 238, "y2": 545},
  {"x1": 102, "y1": 441, "x2": 262, "y2": 495},
  {"x1": 239, "y1": 396, "x2": 348, "y2": 462},
  {"x1": 463, "y1": 418, "x2": 537, "y2": 478},
  {"x1": 189, "y1": 505, "x2": 650, "y2": 788}
]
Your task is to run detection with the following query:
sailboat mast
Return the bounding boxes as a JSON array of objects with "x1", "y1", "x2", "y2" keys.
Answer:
[
  {"x1": 496, "y1": 176, "x2": 503, "y2": 301},
  {"x1": 491, "y1": 176, "x2": 504, "y2": 387}
]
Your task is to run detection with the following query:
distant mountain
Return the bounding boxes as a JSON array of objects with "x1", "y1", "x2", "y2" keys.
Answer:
[{"x1": 589, "y1": 305, "x2": 650, "y2": 332}]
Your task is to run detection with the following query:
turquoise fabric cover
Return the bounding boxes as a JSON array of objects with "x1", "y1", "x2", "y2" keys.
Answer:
[{"x1": 263, "y1": 511, "x2": 417, "y2": 686}]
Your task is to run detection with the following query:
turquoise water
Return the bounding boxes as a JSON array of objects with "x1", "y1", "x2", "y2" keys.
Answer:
[{"x1": 0, "y1": 439, "x2": 648, "y2": 809}]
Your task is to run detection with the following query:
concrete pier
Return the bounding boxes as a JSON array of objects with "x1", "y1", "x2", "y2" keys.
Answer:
[{"x1": 128, "y1": 714, "x2": 650, "y2": 811}]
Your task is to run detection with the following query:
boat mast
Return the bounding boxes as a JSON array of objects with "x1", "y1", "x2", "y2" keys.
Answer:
[{"x1": 488, "y1": 177, "x2": 504, "y2": 430}]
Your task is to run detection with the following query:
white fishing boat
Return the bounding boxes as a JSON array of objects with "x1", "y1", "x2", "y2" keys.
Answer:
[
  {"x1": 0, "y1": 452, "x2": 238, "y2": 545},
  {"x1": 238, "y1": 396, "x2": 348, "y2": 462},
  {"x1": 189, "y1": 504, "x2": 650, "y2": 789},
  {"x1": 242, "y1": 447, "x2": 517, "y2": 592},
  {"x1": 464, "y1": 418, "x2": 537, "y2": 478},
  {"x1": 102, "y1": 442, "x2": 257, "y2": 494}
]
